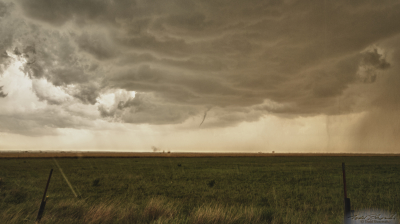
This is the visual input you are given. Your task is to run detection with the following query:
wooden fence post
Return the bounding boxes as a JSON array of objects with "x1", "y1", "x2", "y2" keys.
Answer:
[
  {"x1": 342, "y1": 163, "x2": 352, "y2": 224},
  {"x1": 36, "y1": 169, "x2": 53, "y2": 223}
]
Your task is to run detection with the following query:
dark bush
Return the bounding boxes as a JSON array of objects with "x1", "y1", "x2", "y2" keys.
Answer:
[
  {"x1": 207, "y1": 180, "x2": 215, "y2": 188},
  {"x1": 92, "y1": 178, "x2": 100, "y2": 187}
]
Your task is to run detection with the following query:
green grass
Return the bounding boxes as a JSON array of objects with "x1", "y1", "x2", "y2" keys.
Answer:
[{"x1": 0, "y1": 156, "x2": 399, "y2": 223}]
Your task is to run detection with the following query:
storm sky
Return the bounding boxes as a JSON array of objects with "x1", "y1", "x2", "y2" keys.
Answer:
[{"x1": 1, "y1": 0, "x2": 400, "y2": 152}]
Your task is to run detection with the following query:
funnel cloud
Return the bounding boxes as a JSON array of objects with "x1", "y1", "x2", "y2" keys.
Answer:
[{"x1": 199, "y1": 108, "x2": 211, "y2": 128}]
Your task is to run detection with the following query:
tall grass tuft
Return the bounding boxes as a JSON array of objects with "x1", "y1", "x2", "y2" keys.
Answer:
[
  {"x1": 47, "y1": 199, "x2": 86, "y2": 220},
  {"x1": 142, "y1": 197, "x2": 178, "y2": 222},
  {"x1": 118, "y1": 204, "x2": 140, "y2": 223},
  {"x1": 191, "y1": 204, "x2": 268, "y2": 224},
  {"x1": 83, "y1": 202, "x2": 117, "y2": 224}
]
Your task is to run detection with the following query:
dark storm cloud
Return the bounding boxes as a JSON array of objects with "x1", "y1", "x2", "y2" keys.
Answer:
[
  {"x1": 361, "y1": 49, "x2": 390, "y2": 70},
  {"x1": 17, "y1": 0, "x2": 112, "y2": 26},
  {"x1": 0, "y1": 1, "x2": 11, "y2": 18},
  {"x1": 0, "y1": 0, "x2": 399, "y2": 135},
  {"x1": 100, "y1": 92, "x2": 198, "y2": 124},
  {"x1": 71, "y1": 83, "x2": 101, "y2": 105},
  {"x1": 116, "y1": 53, "x2": 226, "y2": 72},
  {"x1": 0, "y1": 2, "x2": 14, "y2": 73},
  {"x1": 0, "y1": 2, "x2": 6, "y2": 17},
  {"x1": 76, "y1": 32, "x2": 118, "y2": 60},
  {"x1": 109, "y1": 65, "x2": 239, "y2": 96},
  {"x1": 15, "y1": 29, "x2": 103, "y2": 104}
]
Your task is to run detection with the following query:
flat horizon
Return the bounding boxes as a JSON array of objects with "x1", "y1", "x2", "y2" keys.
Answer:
[{"x1": 1, "y1": 151, "x2": 400, "y2": 159}]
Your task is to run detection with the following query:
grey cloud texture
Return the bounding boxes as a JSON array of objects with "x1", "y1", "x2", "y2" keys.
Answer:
[
  {"x1": 0, "y1": 86, "x2": 7, "y2": 97},
  {"x1": 0, "y1": 105, "x2": 97, "y2": 136},
  {"x1": 100, "y1": 92, "x2": 198, "y2": 125},
  {"x1": 0, "y1": 0, "x2": 400, "y2": 138}
]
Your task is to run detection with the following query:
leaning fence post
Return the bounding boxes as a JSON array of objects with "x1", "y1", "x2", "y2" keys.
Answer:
[
  {"x1": 36, "y1": 169, "x2": 53, "y2": 223},
  {"x1": 342, "y1": 163, "x2": 352, "y2": 223}
]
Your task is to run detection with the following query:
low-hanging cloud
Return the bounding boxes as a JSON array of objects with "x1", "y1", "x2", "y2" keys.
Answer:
[{"x1": 100, "y1": 92, "x2": 199, "y2": 125}]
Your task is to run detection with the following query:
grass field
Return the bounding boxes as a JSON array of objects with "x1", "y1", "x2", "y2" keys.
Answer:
[{"x1": 0, "y1": 156, "x2": 399, "y2": 223}]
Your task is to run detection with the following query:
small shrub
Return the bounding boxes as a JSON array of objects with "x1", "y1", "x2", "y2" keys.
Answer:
[
  {"x1": 207, "y1": 180, "x2": 215, "y2": 188},
  {"x1": 92, "y1": 178, "x2": 100, "y2": 187}
]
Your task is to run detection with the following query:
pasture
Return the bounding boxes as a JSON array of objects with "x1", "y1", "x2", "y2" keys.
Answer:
[{"x1": 0, "y1": 155, "x2": 399, "y2": 223}]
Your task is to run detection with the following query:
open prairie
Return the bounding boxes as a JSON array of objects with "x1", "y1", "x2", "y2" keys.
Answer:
[{"x1": 1, "y1": 155, "x2": 399, "y2": 223}]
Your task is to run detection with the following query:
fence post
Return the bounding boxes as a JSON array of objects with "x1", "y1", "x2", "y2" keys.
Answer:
[
  {"x1": 342, "y1": 163, "x2": 351, "y2": 224},
  {"x1": 36, "y1": 169, "x2": 53, "y2": 223}
]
